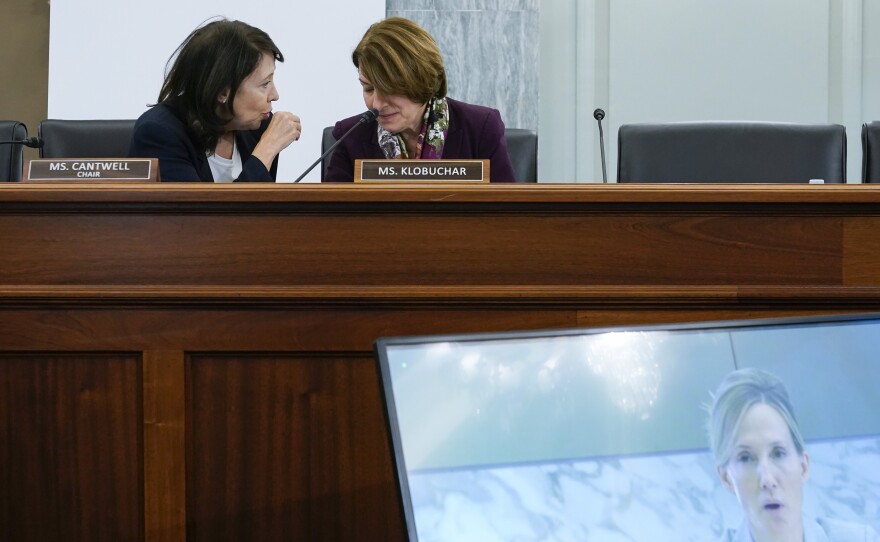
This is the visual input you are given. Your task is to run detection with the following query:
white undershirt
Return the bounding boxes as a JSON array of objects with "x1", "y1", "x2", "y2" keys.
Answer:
[{"x1": 207, "y1": 139, "x2": 242, "y2": 183}]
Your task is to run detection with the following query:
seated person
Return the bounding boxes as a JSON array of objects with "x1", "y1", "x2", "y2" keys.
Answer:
[
  {"x1": 129, "y1": 18, "x2": 301, "y2": 182},
  {"x1": 324, "y1": 17, "x2": 516, "y2": 182}
]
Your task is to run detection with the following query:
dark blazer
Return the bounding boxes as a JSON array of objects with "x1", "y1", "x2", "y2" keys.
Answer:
[
  {"x1": 128, "y1": 103, "x2": 278, "y2": 182},
  {"x1": 325, "y1": 98, "x2": 516, "y2": 182}
]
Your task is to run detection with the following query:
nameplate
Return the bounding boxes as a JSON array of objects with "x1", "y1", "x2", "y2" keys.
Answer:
[
  {"x1": 24, "y1": 158, "x2": 159, "y2": 182},
  {"x1": 354, "y1": 159, "x2": 489, "y2": 183}
]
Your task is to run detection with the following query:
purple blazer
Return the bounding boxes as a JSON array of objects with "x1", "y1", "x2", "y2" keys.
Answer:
[{"x1": 324, "y1": 98, "x2": 516, "y2": 182}]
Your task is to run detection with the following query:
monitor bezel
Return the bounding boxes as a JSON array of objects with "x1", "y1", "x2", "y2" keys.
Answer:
[{"x1": 372, "y1": 311, "x2": 880, "y2": 541}]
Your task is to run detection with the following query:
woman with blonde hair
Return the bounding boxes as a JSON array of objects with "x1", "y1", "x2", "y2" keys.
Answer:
[
  {"x1": 708, "y1": 368, "x2": 879, "y2": 542},
  {"x1": 325, "y1": 17, "x2": 516, "y2": 182}
]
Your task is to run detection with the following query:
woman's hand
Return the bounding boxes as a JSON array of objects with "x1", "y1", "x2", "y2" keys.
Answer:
[{"x1": 252, "y1": 111, "x2": 302, "y2": 170}]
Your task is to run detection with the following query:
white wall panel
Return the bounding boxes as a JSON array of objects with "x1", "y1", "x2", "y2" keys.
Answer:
[
  {"x1": 608, "y1": 0, "x2": 830, "y2": 181},
  {"x1": 538, "y1": 0, "x2": 578, "y2": 182},
  {"x1": 49, "y1": 0, "x2": 384, "y2": 182},
  {"x1": 861, "y1": 0, "x2": 880, "y2": 140},
  {"x1": 542, "y1": 0, "x2": 875, "y2": 183}
]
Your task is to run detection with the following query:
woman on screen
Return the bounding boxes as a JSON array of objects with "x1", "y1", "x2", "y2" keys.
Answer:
[
  {"x1": 129, "y1": 19, "x2": 302, "y2": 182},
  {"x1": 708, "y1": 368, "x2": 880, "y2": 542},
  {"x1": 323, "y1": 17, "x2": 516, "y2": 182}
]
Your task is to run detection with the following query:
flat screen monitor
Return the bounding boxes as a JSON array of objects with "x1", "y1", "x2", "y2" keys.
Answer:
[{"x1": 374, "y1": 313, "x2": 880, "y2": 541}]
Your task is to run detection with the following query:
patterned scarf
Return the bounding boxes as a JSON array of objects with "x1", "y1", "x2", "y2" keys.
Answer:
[{"x1": 377, "y1": 97, "x2": 449, "y2": 159}]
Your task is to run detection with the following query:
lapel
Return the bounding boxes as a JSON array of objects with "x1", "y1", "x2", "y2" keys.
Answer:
[
  {"x1": 194, "y1": 148, "x2": 212, "y2": 181},
  {"x1": 235, "y1": 131, "x2": 252, "y2": 162},
  {"x1": 196, "y1": 131, "x2": 253, "y2": 180},
  {"x1": 439, "y1": 99, "x2": 461, "y2": 158},
  {"x1": 362, "y1": 124, "x2": 384, "y2": 158},
  {"x1": 166, "y1": 101, "x2": 215, "y2": 182}
]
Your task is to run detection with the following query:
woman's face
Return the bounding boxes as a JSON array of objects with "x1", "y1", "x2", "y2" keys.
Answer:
[
  {"x1": 718, "y1": 403, "x2": 810, "y2": 541},
  {"x1": 359, "y1": 69, "x2": 426, "y2": 137},
  {"x1": 222, "y1": 51, "x2": 279, "y2": 132}
]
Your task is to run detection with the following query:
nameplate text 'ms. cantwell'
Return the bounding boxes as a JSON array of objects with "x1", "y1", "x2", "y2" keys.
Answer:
[{"x1": 25, "y1": 158, "x2": 158, "y2": 182}]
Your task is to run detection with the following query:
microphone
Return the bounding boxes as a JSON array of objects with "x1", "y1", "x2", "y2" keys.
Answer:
[
  {"x1": 293, "y1": 108, "x2": 379, "y2": 183},
  {"x1": 593, "y1": 108, "x2": 607, "y2": 184},
  {"x1": 0, "y1": 136, "x2": 43, "y2": 148}
]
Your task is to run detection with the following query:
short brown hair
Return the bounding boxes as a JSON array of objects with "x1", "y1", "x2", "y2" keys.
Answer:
[{"x1": 352, "y1": 17, "x2": 447, "y2": 104}]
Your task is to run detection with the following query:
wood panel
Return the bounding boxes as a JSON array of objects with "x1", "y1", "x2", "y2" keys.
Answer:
[
  {"x1": 0, "y1": 183, "x2": 879, "y2": 542},
  {"x1": 0, "y1": 309, "x2": 578, "y2": 351},
  {"x1": 843, "y1": 217, "x2": 880, "y2": 285},
  {"x1": 0, "y1": 213, "x2": 845, "y2": 287},
  {"x1": 0, "y1": 354, "x2": 142, "y2": 542},
  {"x1": 186, "y1": 354, "x2": 402, "y2": 542},
  {"x1": 575, "y1": 308, "x2": 869, "y2": 328},
  {"x1": 143, "y1": 351, "x2": 186, "y2": 542}
]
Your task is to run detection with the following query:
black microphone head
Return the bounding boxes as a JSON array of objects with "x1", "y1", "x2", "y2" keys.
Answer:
[
  {"x1": 26, "y1": 136, "x2": 44, "y2": 149},
  {"x1": 362, "y1": 108, "x2": 379, "y2": 122},
  {"x1": 593, "y1": 108, "x2": 605, "y2": 121}
]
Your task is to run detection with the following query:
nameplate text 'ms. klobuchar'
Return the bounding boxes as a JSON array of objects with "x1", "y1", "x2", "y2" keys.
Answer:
[{"x1": 355, "y1": 159, "x2": 489, "y2": 183}]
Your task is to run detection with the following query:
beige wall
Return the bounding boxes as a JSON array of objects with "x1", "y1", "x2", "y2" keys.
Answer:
[{"x1": 0, "y1": 0, "x2": 49, "y2": 162}]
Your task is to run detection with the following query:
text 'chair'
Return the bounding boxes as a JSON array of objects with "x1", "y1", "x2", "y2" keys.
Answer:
[
  {"x1": 862, "y1": 122, "x2": 880, "y2": 183},
  {"x1": 39, "y1": 119, "x2": 136, "y2": 159},
  {"x1": 0, "y1": 120, "x2": 27, "y2": 181},
  {"x1": 320, "y1": 126, "x2": 538, "y2": 182},
  {"x1": 617, "y1": 121, "x2": 846, "y2": 183}
]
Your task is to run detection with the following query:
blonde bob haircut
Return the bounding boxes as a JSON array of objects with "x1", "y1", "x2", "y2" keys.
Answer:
[
  {"x1": 707, "y1": 368, "x2": 806, "y2": 468},
  {"x1": 352, "y1": 17, "x2": 447, "y2": 104}
]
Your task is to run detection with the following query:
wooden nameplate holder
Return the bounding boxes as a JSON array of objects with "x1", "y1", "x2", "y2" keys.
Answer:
[
  {"x1": 24, "y1": 158, "x2": 159, "y2": 182},
  {"x1": 354, "y1": 159, "x2": 489, "y2": 183}
]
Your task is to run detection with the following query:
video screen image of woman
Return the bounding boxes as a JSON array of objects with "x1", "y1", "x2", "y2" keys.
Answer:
[{"x1": 374, "y1": 314, "x2": 880, "y2": 542}]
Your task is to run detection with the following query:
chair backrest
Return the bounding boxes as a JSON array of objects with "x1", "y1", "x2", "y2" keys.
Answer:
[
  {"x1": 39, "y1": 119, "x2": 136, "y2": 159},
  {"x1": 617, "y1": 121, "x2": 846, "y2": 183},
  {"x1": 321, "y1": 126, "x2": 336, "y2": 181},
  {"x1": 862, "y1": 121, "x2": 880, "y2": 182},
  {"x1": 504, "y1": 128, "x2": 538, "y2": 183},
  {"x1": 319, "y1": 126, "x2": 538, "y2": 182},
  {"x1": 0, "y1": 120, "x2": 27, "y2": 181}
]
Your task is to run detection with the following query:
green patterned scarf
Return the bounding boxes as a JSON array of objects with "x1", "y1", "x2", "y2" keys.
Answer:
[{"x1": 377, "y1": 97, "x2": 449, "y2": 159}]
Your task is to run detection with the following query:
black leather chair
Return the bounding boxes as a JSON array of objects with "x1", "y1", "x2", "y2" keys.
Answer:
[
  {"x1": 617, "y1": 121, "x2": 846, "y2": 183},
  {"x1": 320, "y1": 126, "x2": 538, "y2": 182},
  {"x1": 39, "y1": 119, "x2": 136, "y2": 159},
  {"x1": 504, "y1": 128, "x2": 538, "y2": 183},
  {"x1": 862, "y1": 122, "x2": 880, "y2": 182},
  {"x1": 0, "y1": 120, "x2": 27, "y2": 181},
  {"x1": 321, "y1": 126, "x2": 336, "y2": 181}
]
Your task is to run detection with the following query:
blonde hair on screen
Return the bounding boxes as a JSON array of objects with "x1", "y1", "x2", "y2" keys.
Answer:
[{"x1": 707, "y1": 368, "x2": 806, "y2": 467}]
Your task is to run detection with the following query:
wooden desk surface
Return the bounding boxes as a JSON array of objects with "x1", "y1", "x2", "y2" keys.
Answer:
[{"x1": 1, "y1": 183, "x2": 879, "y2": 541}]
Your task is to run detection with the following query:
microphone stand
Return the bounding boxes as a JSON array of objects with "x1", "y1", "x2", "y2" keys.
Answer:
[
  {"x1": 293, "y1": 109, "x2": 378, "y2": 183},
  {"x1": 593, "y1": 109, "x2": 607, "y2": 184}
]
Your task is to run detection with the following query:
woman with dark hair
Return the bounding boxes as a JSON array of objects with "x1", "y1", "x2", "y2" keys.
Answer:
[
  {"x1": 324, "y1": 17, "x2": 516, "y2": 182},
  {"x1": 129, "y1": 18, "x2": 301, "y2": 182}
]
